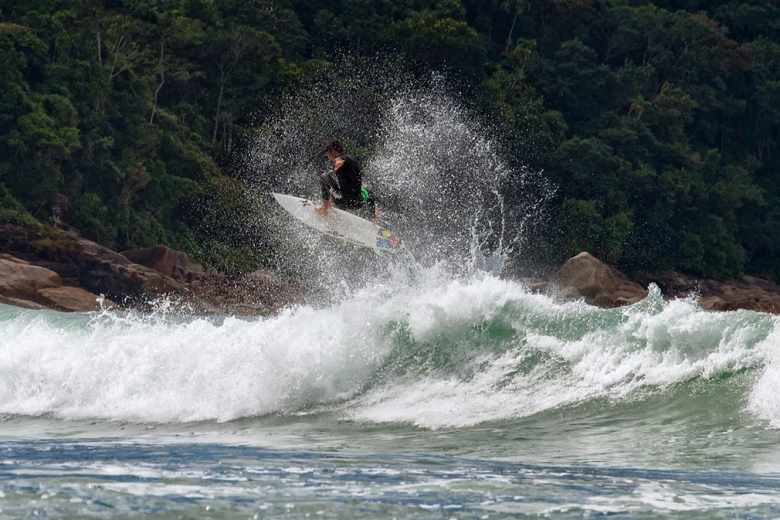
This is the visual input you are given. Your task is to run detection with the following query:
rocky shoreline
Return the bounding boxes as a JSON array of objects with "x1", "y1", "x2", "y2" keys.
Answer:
[
  {"x1": 3, "y1": 223, "x2": 780, "y2": 315},
  {"x1": 0, "y1": 223, "x2": 301, "y2": 315},
  {"x1": 522, "y1": 251, "x2": 780, "y2": 313}
]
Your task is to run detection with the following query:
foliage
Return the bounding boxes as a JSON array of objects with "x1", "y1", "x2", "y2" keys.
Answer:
[
  {"x1": 1, "y1": 0, "x2": 779, "y2": 279},
  {"x1": 0, "y1": 182, "x2": 41, "y2": 229}
]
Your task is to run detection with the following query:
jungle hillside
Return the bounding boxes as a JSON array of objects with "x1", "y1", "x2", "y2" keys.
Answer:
[{"x1": 2, "y1": 0, "x2": 780, "y2": 280}]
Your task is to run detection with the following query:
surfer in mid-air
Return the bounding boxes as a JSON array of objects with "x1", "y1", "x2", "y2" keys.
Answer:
[{"x1": 314, "y1": 139, "x2": 379, "y2": 223}]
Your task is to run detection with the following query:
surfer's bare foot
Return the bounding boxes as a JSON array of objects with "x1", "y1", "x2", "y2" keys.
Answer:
[
  {"x1": 314, "y1": 199, "x2": 332, "y2": 215},
  {"x1": 372, "y1": 209, "x2": 380, "y2": 224}
]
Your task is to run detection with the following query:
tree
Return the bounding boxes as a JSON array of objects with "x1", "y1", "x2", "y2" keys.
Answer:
[
  {"x1": 205, "y1": 25, "x2": 280, "y2": 145},
  {"x1": 500, "y1": 0, "x2": 530, "y2": 54}
]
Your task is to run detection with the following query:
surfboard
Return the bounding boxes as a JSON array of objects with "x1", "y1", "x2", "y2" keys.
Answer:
[{"x1": 272, "y1": 193, "x2": 402, "y2": 253}]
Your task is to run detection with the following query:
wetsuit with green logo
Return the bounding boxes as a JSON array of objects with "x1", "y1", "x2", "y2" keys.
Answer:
[{"x1": 320, "y1": 155, "x2": 375, "y2": 217}]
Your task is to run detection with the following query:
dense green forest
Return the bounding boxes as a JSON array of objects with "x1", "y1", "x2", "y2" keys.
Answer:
[{"x1": 2, "y1": 0, "x2": 780, "y2": 279}]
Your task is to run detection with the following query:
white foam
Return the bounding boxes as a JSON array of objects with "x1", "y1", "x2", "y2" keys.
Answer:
[
  {"x1": 0, "y1": 298, "x2": 394, "y2": 422},
  {"x1": 0, "y1": 273, "x2": 776, "y2": 427},
  {"x1": 347, "y1": 283, "x2": 776, "y2": 428},
  {"x1": 746, "y1": 322, "x2": 780, "y2": 426}
]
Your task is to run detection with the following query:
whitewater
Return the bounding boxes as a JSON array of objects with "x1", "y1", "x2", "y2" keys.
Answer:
[
  {"x1": 3, "y1": 274, "x2": 772, "y2": 427},
  {"x1": 4, "y1": 72, "x2": 780, "y2": 518}
]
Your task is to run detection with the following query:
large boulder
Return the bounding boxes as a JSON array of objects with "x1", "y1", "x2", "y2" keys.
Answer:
[
  {"x1": 550, "y1": 252, "x2": 648, "y2": 307},
  {"x1": 0, "y1": 252, "x2": 121, "y2": 312},
  {"x1": 0, "y1": 255, "x2": 62, "y2": 298},
  {"x1": 76, "y1": 248, "x2": 186, "y2": 303},
  {"x1": 121, "y1": 245, "x2": 204, "y2": 282},
  {"x1": 37, "y1": 286, "x2": 118, "y2": 312},
  {"x1": 0, "y1": 224, "x2": 185, "y2": 305},
  {"x1": 0, "y1": 294, "x2": 48, "y2": 310}
]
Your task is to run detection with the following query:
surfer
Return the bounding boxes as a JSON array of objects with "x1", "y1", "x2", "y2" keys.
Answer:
[{"x1": 314, "y1": 139, "x2": 379, "y2": 223}]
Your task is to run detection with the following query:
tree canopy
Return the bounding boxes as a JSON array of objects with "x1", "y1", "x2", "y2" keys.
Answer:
[{"x1": 1, "y1": 0, "x2": 779, "y2": 279}]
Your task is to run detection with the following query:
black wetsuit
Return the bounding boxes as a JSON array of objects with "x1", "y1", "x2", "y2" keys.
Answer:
[{"x1": 321, "y1": 155, "x2": 376, "y2": 216}]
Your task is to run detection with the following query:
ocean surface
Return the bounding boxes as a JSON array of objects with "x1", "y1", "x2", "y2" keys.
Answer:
[{"x1": 2, "y1": 270, "x2": 780, "y2": 518}]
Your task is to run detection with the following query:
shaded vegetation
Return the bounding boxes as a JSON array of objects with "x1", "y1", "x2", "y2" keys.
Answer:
[{"x1": 1, "y1": 0, "x2": 779, "y2": 279}]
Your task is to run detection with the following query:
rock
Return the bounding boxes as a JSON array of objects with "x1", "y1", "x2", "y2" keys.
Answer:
[
  {"x1": 32, "y1": 261, "x2": 80, "y2": 286},
  {"x1": 184, "y1": 269, "x2": 304, "y2": 316},
  {"x1": 557, "y1": 285, "x2": 584, "y2": 302},
  {"x1": 698, "y1": 295, "x2": 728, "y2": 311},
  {"x1": 121, "y1": 245, "x2": 204, "y2": 282},
  {"x1": 633, "y1": 270, "x2": 697, "y2": 298},
  {"x1": 37, "y1": 287, "x2": 119, "y2": 312},
  {"x1": 743, "y1": 275, "x2": 780, "y2": 293},
  {"x1": 0, "y1": 295, "x2": 48, "y2": 310},
  {"x1": 77, "y1": 250, "x2": 186, "y2": 303},
  {"x1": 551, "y1": 252, "x2": 648, "y2": 308},
  {"x1": 592, "y1": 293, "x2": 619, "y2": 307},
  {"x1": 615, "y1": 295, "x2": 643, "y2": 306},
  {"x1": 0, "y1": 252, "x2": 110, "y2": 311},
  {"x1": 697, "y1": 278, "x2": 780, "y2": 313},
  {"x1": 0, "y1": 223, "x2": 185, "y2": 306},
  {"x1": 0, "y1": 256, "x2": 62, "y2": 298},
  {"x1": 553, "y1": 252, "x2": 615, "y2": 299},
  {"x1": 634, "y1": 271, "x2": 780, "y2": 314},
  {"x1": 0, "y1": 253, "x2": 28, "y2": 263},
  {"x1": 519, "y1": 277, "x2": 548, "y2": 294},
  {"x1": 52, "y1": 194, "x2": 70, "y2": 227}
]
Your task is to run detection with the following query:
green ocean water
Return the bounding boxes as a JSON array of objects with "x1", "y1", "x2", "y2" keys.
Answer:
[{"x1": 1, "y1": 274, "x2": 780, "y2": 517}]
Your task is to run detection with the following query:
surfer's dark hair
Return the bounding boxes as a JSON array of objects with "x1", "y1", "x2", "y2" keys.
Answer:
[{"x1": 324, "y1": 139, "x2": 344, "y2": 154}]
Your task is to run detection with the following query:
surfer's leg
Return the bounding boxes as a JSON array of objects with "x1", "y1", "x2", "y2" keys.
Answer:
[
  {"x1": 364, "y1": 193, "x2": 379, "y2": 223},
  {"x1": 320, "y1": 173, "x2": 341, "y2": 202},
  {"x1": 315, "y1": 173, "x2": 339, "y2": 214}
]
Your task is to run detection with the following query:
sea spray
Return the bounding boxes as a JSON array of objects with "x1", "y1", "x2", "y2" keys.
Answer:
[
  {"x1": 368, "y1": 89, "x2": 549, "y2": 272},
  {"x1": 235, "y1": 59, "x2": 551, "y2": 293}
]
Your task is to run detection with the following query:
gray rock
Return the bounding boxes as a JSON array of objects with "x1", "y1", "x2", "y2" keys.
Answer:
[
  {"x1": 37, "y1": 287, "x2": 119, "y2": 312},
  {"x1": 0, "y1": 295, "x2": 48, "y2": 310},
  {"x1": 0, "y1": 223, "x2": 185, "y2": 306},
  {"x1": 550, "y1": 252, "x2": 648, "y2": 308},
  {"x1": 121, "y1": 245, "x2": 204, "y2": 282},
  {"x1": 0, "y1": 257, "x2": 62, "y2": 298}
]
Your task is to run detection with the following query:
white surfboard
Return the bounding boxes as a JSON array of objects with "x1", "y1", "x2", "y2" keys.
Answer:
[{"x1": 272, "y1": 193, "x2": 402, "y2": 253}]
